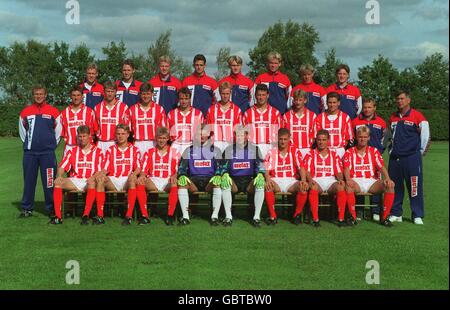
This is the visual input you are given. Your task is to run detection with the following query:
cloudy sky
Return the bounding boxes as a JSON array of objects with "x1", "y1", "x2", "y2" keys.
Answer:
[{"x1": 0, "y1": 0, "x2": 448, "y2": 79}]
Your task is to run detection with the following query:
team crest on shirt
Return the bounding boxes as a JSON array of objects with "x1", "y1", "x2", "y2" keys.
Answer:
[
  {"x1": 233, "y1": 162, "x2": 250, "y2": 169},
  {"x1": 194, "y1": 160, "x2": 212, "y2": 168},
  {"x1": 411, "y1": 176, "x2": 418, "y2": 197},
  {"x1": 346, "y1": 95, "x2": 355, "y2": 100},
  {"x1": 312, "y1": 92, "x2": 320, "y2": 97},
  {"x1": 404, "y1": 120, "x2": 415, "y2": 126},
  {"x1": 239, "y1": 85, "x2": 248, "y2": 90},
  {"x1": 202, "y1": 85, "x2": 211, "y2": 91},
  {"x1": 373, "y1": 124, "x2": 382, "y2": 130},
  {"x1": 129, "y1": 90, "x2": 138, "y2": 95},
  {"x1": 167, "y1": 86, "x2": 176, "y2": 91},
  {"x1": 93, "y1": 92, "x2": 102, "y2": 96},
  {"x1": 278, "y1": 83, "x2": 287, "y2": 88},
  {"x1": 42, "y1": 114, "x2": 51, "y2": 119}
]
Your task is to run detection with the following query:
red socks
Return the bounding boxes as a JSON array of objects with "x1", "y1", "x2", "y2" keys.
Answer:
[
  {"x1": 336, "y1": 191, "x2": 347, "y2": 221},
  {"x1": 83, "y1": 188, "x2": 97, "y2": 217},
  {"x1": 382, "y1": 192, "x2": 395, "y2": 221},
  {"x1": 309, "y1": 190, "x2": 319, "y2": 222},
  {"x1": 136, "y1": 185, "x2": 148, "y2": 217},
  {"x1": 53, "y1": 187, "x2": 63, "y2": 219},
  {"x1": 265, "y1": 191, "x2": 276, "y2": 219},
  {"x1": 126, "y1": 188, "x2": 137, "y2": 218},
  {"x1": 293, "y1": 192, "x2": 308, "y2": 217},
  {"x1": 167, "y1": 186, "x2": 178, "y2": 216},
  {"x1": 96, "y1": 191, "x2": 105, "y2": 217},
  {"x1": 346, "y1": 192, "x2": 357, "y2": 220}
]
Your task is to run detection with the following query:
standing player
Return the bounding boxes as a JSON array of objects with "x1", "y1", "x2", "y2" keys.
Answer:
[
  {"x1": 206, "y1": 81, "x2": 242, "y2": 153},
  {"x1": 254, "y1": 52, "x2": 291, "y2": 114},
  {"x1": 218, "y1": 55, "x2": 254, "y2": 112},
  {"x1": 289, "y1": 64, "x2": 326, "y2": 115},
  {"x1": 263, "y1": 128, "x2": 308, "y2": 225},
  {"x1": 60, "y1": 85, "x2": 96, "y2": 156},
  {"x1": 148, "y1": 55, "x2": 182, "y2": 114},
  {"x1": 167, "y1": 87, "x2": 204, "y2": 156},
  {"x1": 51, "y1": 125, "x2": 104, "y2": 224},
  {"x1": 351, "y1": 97, "x2": 387, "y2": 220},
  {"x1": 325, "y1": 64, "x2": 362, "y2": 120},
  {"x1": 116, "y1": 59, "x2": 142, "y2": 107},
  {"x1": 314, "y1": 92, "x2": 353, "y2": 158},
  {"x1": 388, "y1": 90, "x2": 430, "y2": 225},
  {"x1": 243, "y1": 84, "x2": 281, "y2": 159},
  {"x1": 177, "y1": 126, "x2": 224, "y2": 226},
  {"x1": 80, "y1": 63, "x2": 104, "y2": 109},
  {"x1": 94, "y1": 81, "x2": 130, "y2": 154},
  {"x1": 129, "y1": 83, "x2": 167, "y2": 155},
  {"x1": 98, "y1": 124, "x2": 148, "y2": 225},
  {"x1": 182, "y1": 54, "x2": 218, "y2": 116},
  {"x1": 301, "y1": 130, "x2": 347, "y2": 227},
  {"x1": 282, "y1": 89, "x2": 316, "y2": 158},
  {"x1": 343, "y1": 126, "x2": 395, "y2": 227},
  {"x1": 220, "y1": 125, "x2": 265, "y2": 227},
  {"x1": 19, "y1": 85, "x2": 61, "y2": 218}
]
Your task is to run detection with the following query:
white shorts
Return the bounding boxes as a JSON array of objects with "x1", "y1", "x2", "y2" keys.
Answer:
[
  {"x1": 353, "y1": 178, "x2": 378, "y2": 194},
  {"x1": 134, "y1": 141, "x2": 155, "y2": 155},
  {"x1": 299, "y1": 148, "x2": 312, "y2": 159},
  {"x1": 313, "y1": 176, "x2": 338, "y2": 192},
  {"x1": 109, "y1": 176, "x2": 128, "y2": 191},
  {"x1": 214, "y1": 141, "x2": 231, "y2": 154},
  {"x1": 63, "y1": 144, "x2": 77, "y2": 158},
  {"x1": 69, "y1": 178, "x2": 87, "y2": 191},
  {"x1": 330, "y1": 147, "x2": 345, "y2": 158},
  {"x1": 97, "y1": 141, "x2": 115, "y2": 154},
  {"x1": 256, "y1": 143, "x2": 273, "y2": 159},
  {"x1": 171, "y1": 142, "x2": 192, "y2": 157},
  {"x1": 149, "y1": 177, "x2": 169, "y2": 192},
  {"x1": 272, "y1": 177, "x2": 298, "y2": 193}
]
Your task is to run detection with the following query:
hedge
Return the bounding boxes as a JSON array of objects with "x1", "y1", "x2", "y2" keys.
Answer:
[{"x1": 0, "y1": 104, "x2": 448, "y2": 140}]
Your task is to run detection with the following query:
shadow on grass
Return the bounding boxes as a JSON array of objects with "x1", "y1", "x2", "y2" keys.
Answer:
[{"x1": 11, "y1": 200, "x2": 50, "y2": 217}]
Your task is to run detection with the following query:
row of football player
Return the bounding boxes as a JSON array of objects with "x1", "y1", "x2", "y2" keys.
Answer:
[
  {"x1": 46, "y1": 82, "x2": 374, "y2": 163},
  {"x1": 78, "y1": 53, "x2": 362, "y2": 119},
  {"x1": 49, "y1": 121, "x2": 395, "y2": 228}
]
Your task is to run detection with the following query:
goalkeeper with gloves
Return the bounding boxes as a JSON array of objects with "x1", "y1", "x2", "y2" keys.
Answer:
[
  {"x1": 177, "y1": 125, "x2": 224, "y2": 226},
  {"x1": 220, "y1": 125, "x2": 266, "y2": 228}
]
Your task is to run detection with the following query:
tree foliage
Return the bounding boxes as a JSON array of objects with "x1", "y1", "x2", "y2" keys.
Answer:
[
  {"x1": 214, "y1": 47, "x2": 231, "y2": 81},
  {"x1": 315, "y1": 48, "x2": 342, "y2": 87}
]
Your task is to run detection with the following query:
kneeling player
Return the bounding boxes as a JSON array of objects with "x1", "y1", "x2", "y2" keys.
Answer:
[
  {"x1": 98, "y1": 124, "x2": 148, "y2": 225},
  {"x1": 139, "y1": 127, "x2": 180, "y2": 226},
  {"x1": 221, "y1": 125, "x2": 265, "y2": 227},
  {"x1": 264, "y1": 128, "x2": 309, "y2": 225},
  {"x1": 302, "y1": 130, "x2": 347, "y2": 227},
  {"x1": 177, "y1": 125, "x2": 224, "y2": 226},
  {"x1": 51, "y1": 125, "x2": 104, "y2": 224},
  {"x1": 343, "y1": 126, "x2": 395, "y2": 227}
]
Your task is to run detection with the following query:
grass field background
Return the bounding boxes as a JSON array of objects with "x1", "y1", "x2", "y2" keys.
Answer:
[{"x1": 0, "y1": 138, "x2": 448, "y2": 289}]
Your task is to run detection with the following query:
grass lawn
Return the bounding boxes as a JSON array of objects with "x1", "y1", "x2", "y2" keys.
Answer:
[{"x1": 0, "y1": 138, "x2": 448, "y2": 289}]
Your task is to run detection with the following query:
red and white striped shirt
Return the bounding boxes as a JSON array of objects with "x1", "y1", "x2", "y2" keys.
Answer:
[
  {"x1": 60, "y1": 104, "x2": 96, "y2": 146},
  {"x1": 282, "y1": 108, "x2": 316, "y2": 149},
  {"x1": 103, "y1": 144, "x2": 142, "y2": 177},
  {"x1": 303, "y1": 149, "x2": 343, "y2": 178},
  {"x1": 141, "y1": 146, "x2": 181, "y2": 178},
  {"x1": 94, "y1": 100, "x2": 129, "y2": 142},
  {"x1": 206, "y1": 102, "x2": 242, "y2": 143},
  {"x1": 167, "y1": 107, "x2": 204, "y2": 144},
  {"x1": 343, "y1": 146, "x2": 384, "y2": 179},
  {"x1": 60, "y1": 145, "x2": 104, "y2": 178},
  {"x1": 314, "y1": 111, "x2": 353, "y2": 148},
  {"x1": 264, "y1": 146, "x2": 303, "y2": 178},
  {"x1": 243, "y1": 105, "x2": 281, "y2": 144},
  {"x1": 129, "y1": 102, "x2": 167, "y2": 141}
]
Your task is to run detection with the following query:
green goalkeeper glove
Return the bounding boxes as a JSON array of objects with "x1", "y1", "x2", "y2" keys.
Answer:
[
  {"x1": 177, "y1": 175, "x2": 192, "y2": 187},
  {"x1": 221, "y1": 173, "x2": 233, "y2": 189},
  {"x1": 209, "y1": 175, "x2": 222, "y2": 186},
  {"x1": 253, "y1": 173, "x2": 265, "y2": 189}
]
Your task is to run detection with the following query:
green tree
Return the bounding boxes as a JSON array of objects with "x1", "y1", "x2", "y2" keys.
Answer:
[
  {"x1": 316, "y1": 48, "x2": 342, "y2": 86},
  {"x1": 357, "y1": 55, "x2": 399, "y2": 108},
  {"x1": 97, "y1": 40, "x2": 128, "y2": 83},
  {"x1": 214, "y1": 47, "x2": 231, "y2": 81},
  {"x1": 248, "y1": 20, "x2": 320, "y2": 85}
]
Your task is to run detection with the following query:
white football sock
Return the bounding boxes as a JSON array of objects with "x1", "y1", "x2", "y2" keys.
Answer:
[
  {"x1": 222, "y1": 188, "x2": 232, "y2": 220},
  {"x1": 253, "y1": 188, "x2": 264, "y2": 220},
  {"x1": 211, "y1": 187, "x2": 222, "y2": 219},
  {"x1": 178, "y1": 188, "x2": 190, "y2": 220}
]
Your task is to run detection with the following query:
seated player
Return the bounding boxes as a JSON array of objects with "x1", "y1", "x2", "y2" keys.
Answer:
[
  {"x1": 343, "y1": 126, "x2": 395, "y2": 227},
  {"x1": 220, "y1": 125, "x2": 265, "y2": 227},
  {"x1": 167, "y1": 87, "x2": 204, "y2": 156},
  {"x1": 314, "y1": 92, "x2": 353, "y2": 158},
  {"x1": 50, "y1": 125, "x2": 104, "y2": 224},
  {"x1": 206, "y1": 81, "x2": 242, "y2": 153},
  {"x1": 263, "y1": 128, "x2": 309, "y2": 225},
  {"x1": 282, "y1": 89, "x2": 316, "y2": 158},
  {"x1": 301, "y1": 130, "x2": 347, "y2": 227},
  {"x1": 177, "y1": 125, "x2": 224, "y2": 226},
  {"x1": 139, "y1": 127, "x2": 180, "y2": 226},
  {"x1": 97, "y1": 124, "x2": 148, "y2": 226}
]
